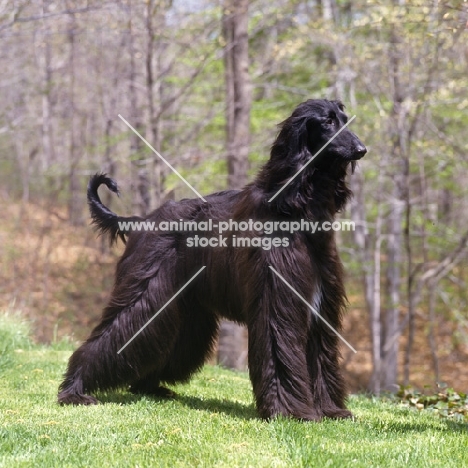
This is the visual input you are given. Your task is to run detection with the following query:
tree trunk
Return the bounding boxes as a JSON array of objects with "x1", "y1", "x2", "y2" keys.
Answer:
[
  {"x1": 128, "y1": 1, "x2": 148, "y2": 216},
  {"x1": 40, "y1": 6, "x2": 54, "y2": 172},
  {"x1": 376, "y1": 22, "x2": 406, "y2": 392},
  {"x1": 223, "y1": 0, "x2": 251, "y2": 190},
  {"x1": 350, "y1": 164, "x2": 384, "y2": 394},
  {"x1": 145, "y1": 0, "x2": 165, "y2": 209},
  {"x1": 67, "y1": 14, "x2": 82, "y2": 226},
  {"x1": 217, "y1": 0, "x2": 251, "y2": 371}
]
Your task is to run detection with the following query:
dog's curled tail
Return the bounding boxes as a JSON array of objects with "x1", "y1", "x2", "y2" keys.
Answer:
[{"x1": 88, "y1": 173, "x2": 142, "y2": 245}]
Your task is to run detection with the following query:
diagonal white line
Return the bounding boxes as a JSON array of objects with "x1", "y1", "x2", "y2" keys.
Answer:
[
  {"x1": 118, "y1": 114, "x2": 207, "y2": 202},
  {"x1": 268, "y1": 266, "x2": 357, "y2": 353},
  {"x1": 268, "y1": 115, "x2": 356, "y2": 203},
  {"x1": 117, "y1": 266, "x2": 206, "y2": 354}
]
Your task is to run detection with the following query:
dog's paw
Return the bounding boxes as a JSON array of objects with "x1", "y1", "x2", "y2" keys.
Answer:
[
  {"x1": 58, "y1": 392, "x2": 99, "y2": 406},
  {"x1": 151, "y1": 386, "x2": 177, "y2": 399},
  {"x1": 130, "y1": 384, "x2": 176, "y2": 399},
  {"x1": 323, "y1": 408, "x2": 353, "y2": 420}
]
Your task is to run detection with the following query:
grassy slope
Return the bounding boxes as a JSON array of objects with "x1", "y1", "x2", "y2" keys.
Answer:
[{"x1": 1, "y1": 337, "x2": 467, "y2": 468}]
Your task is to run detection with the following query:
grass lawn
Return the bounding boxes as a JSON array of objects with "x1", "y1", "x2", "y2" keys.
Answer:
[{"x1": 0, "y1": 318, "x2": 467, "y2": 467}]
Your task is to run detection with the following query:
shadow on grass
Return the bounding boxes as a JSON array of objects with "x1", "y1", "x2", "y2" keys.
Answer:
[
  {"x1": 445, "y1": 420, "x2": 468, "y2": 433},
  {"x1": 96, "y1": 392, "x2": 143, "y2": 405},
  {"x1": 96, "y1": 391, "x2": 257, "y2": 420},
  {"x1": 176, "y1": 394, "x2": 257, "y2": 420}
]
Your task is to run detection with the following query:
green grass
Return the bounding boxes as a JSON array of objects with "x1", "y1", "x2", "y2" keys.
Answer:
[
  {"x1": 0, "y1": 318, "x2": 467, "y2": 467},
  {"x1": 0, "y1": 313, "x2": 31, "y2": 373}
]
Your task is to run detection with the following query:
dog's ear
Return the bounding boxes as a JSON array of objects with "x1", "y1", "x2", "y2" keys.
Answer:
[
  {"x1": 293, "y1": 118, "x2": 314, "y2": 165},
  {"x1": 333, "y1": 100, "x2": 345, "y2": 111},
  {"x1": 271, "y1": 116, "x2": 312, "y2": 167}
]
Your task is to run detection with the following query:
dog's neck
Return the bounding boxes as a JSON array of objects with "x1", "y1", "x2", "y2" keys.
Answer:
[{"x1": 237, "y1": 161, "x2": 352, "y2": 221}]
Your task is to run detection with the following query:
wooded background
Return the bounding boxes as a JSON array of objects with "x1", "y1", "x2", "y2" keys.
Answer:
[{"x1": 0, "y1": 0, "x2": 467, "y2": 394}]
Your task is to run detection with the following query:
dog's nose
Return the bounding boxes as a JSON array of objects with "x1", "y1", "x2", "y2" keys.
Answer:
[{"x1": 355, "y1": 145, "x2": 367, "y2": 159}]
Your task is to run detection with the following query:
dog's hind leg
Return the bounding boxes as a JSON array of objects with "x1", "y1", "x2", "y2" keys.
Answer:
[
  {"x1": 58, "y1": 264, "x2": 183, "y2": 405},
  {"x1": 57, "y1": 306, "x2": 182, "y2": 405},
  {"x1": 129, "y1": 370, "x2": 176, "y2": 398},
  {"x1": 157, "y1": 304, "x2": 219, "y2": 384},
  {"x1": 126, "y1": 303, "x2": 218, "y2": 397}
]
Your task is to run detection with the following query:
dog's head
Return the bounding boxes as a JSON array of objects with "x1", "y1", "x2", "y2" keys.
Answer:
[
  {"x1": 304, "y1": 100, "x2": 366, "y2": 164},
  {"x1": 271, "y1": 99, "x2": 366, "y2": 174},
  {"x1": 259, "y1": 99, "x2": 367, "y2": 214}
]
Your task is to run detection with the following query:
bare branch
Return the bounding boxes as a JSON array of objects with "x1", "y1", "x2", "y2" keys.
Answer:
[{"x1": 0, "y1": 4, "x2": 105, "y2": 32}]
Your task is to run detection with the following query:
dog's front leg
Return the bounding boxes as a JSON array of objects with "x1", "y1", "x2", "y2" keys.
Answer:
[
  {"x1": 305, "y1": 274, "x2": 352, "y2": 419},
  {"x1": 245, "y1": 268, "x2": 320, "y2": 421}
]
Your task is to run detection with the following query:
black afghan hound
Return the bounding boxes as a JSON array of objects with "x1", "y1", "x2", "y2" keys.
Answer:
[{"x1": 58, "y1": 99, "x2": 366, "y2": 421}]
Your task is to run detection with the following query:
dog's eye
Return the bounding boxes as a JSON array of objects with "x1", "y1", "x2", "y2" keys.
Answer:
[{"x1": 326, "y1": 118, "x2": 335, "y2": 126}]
